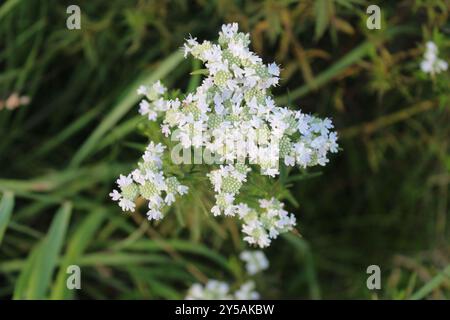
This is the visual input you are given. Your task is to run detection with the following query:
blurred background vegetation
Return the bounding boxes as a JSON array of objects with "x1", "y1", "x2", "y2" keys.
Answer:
[{"x1": 0, "y1": 0, "x2": 449, "y2": 299}]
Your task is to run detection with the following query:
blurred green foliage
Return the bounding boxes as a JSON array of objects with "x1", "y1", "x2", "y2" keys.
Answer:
[{"x1": 0, "y1": 0, "x2": 449, "y2": 299}]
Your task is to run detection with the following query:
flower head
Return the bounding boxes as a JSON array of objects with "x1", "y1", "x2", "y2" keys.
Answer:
[
  {"x1": 420, "y1": 41, "x2": 448, "y2": 75},
  {"x1": 111, "y1": 23, "x2": 338, "y2": 248}
]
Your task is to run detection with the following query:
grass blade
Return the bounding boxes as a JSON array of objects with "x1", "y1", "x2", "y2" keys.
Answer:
[
  {"x1": 70, "y1": 51, "x2": 184, "y2": 168},
  {"x1": 13, "y1": 202, "x2": 72, "y2": 299},
  {"x1": 410, "y1": 265, "x2": 450, "y2": 300},
  {"x1": 0, "y1": 191, "x2": 14, "y2": 245},
  {"x1": 50, "y1": 209, "x2": 106, "y2": 299},
  {"x1": 277, "y1": 41, "x2": 373, "y2": 104},
  {"x1": 283, "y1": 233, "x2": 321, "y2": 299}
]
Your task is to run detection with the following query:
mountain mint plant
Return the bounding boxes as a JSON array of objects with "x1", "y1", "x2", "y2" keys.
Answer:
[{"x1": 110, "y1": 23, "x2": 339, "y2": 248}]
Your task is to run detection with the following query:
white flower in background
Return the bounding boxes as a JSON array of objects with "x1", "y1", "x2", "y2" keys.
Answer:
[
  {"x1": 112, "y1": 23, "x2": 339, "y2": 248},
  {"x1": 186, "y1": 280, "x2": 232, "y2": 300},
  {"x1": 420, "y1": 41, "x2": 448, "y2": 75},
  {"x1": 240, "y1": 250, "x2": 269, "y2": 275},
  {"x1": 186, "y1": 279, "x2": 260, "y2": 300},
  {"x1": 234, "y1": 281, "x2": 260, "y2": 300}
]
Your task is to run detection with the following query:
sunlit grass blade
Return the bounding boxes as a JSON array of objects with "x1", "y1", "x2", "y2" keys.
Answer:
[
  {"x1": 0, "y1": 192, "x2": 14, "y2": 246},
  {"x1": 13, "y1": 202, "x2": 72, "y2": 299},
  {"x1": 51, "y1": 209, "x2": 106, "y2": 299},
  {"x1": 410, "y1": 265, "x2": 450, "y2": 300},
  {"x1": 78, "y1": 252, "x2": 170, "y2": 266},
  {"x1": 12, "y1": 242, "x2": 42, "y2": 299},
  {"x1": 0, "y1": 0, "x2": 21, "y2": 21}
]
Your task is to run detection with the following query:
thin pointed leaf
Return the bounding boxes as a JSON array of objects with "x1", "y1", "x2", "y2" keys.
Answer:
[{"x1": 0, "y1": 192, "x2": 14, "y2": 245}]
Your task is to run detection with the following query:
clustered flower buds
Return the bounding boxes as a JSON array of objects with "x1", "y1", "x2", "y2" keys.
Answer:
[
  {"x1": 110, "y1": 23, "x2": 339, "y2": 248},
  {"x1": 420, "y1": 41, "x2": 448, "y2": 75},
  {"x1": 109, "y1": 141, "x2": 188, "y2": 220}
]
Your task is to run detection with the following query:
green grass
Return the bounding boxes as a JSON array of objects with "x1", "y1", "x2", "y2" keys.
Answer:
[{"x1": 0, "y1": 0, "x2": 448, "y2": 299}]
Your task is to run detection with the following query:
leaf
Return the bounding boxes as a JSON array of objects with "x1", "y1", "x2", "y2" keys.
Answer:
[
  {"x1": 314, "y1": 0, "x2": 332, "y2": 41},
  {"x1": 410, "y1": 265, "x2": 450, "y2": 300},
  {"x1": 277, "y1": 26, "x2": 415, "y2": 104},
  {"x1": 78, "y1": 252, "x2": 170, "y2": 266},
  {"x1": 283, "y1": 233, "x2": 321, "y2": 299},
  {"x1": 70, "y1": 51, "x2": 184, "y2": 168},
  {"x1": 13, "y1": 202, "x2": 72, "y2": 299},
  {"x1": 0, "y1": 0, "x2": 21, "y2": 21},
  {"x1": 0, "y1": 192, "x2": 14, "y2": 245},
  {"x1": 277, "y1": 41, "x2": 373, "y2": 104},
  {"x1": 50, "y1": 210, "x2": 106, "y2": 299},
  {"x1": 189, "y1": 68, "x2": 208, "y2": 76},
  {"x1": 124, "y1": 239, "x2": 230, "y2": 271}
]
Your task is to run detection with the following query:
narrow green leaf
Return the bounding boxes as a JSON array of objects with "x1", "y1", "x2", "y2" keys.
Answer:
[
  {"x1": 12, "y1": 242, "x2": 42, "y2": 299},
  {"x1": 0, "y1": 191, "x2": 14, "y2": 245},
  {"x1": 410, "y1": 265, "x2": 450, "y2": 300},
  {"x1": 79, "y1": 252, "x2": 170, "y2": 266},
  {"x1": 277, "y1": 26, "x2": 416, "y2": 104},
  {"x1": 0, "y1": 0, "x2": 21, "y2": 21},
  {"x1": 70, "y1": 51, "x2": 184, "y2": 167},
  {"x1": 51, "y1": 210, "x2": 106, "y2": 300},
  {"x1": 13, "y1": 202, "x2": 72, "y2": 299},
  {"x1": 277, "y1": 41, "x2": 373, "y2": 104},
  {"x1": 283, "y1": 233, "x2": 321, "y2": 299},
  {"x1": 314, "y1": 0, "x2": 331, "y2": 41}
]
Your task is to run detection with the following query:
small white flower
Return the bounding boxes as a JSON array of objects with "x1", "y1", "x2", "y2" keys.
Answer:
[
  {"x1": 221, "y1": 23, "x2": 238, "y2": 38},
  {"x1": 137, "y1": 85, "x2": 148, "y2": 96},
  {"x1": 178, "y1": 185, "x2": 189, "y2": 195},
  {"x1": 109, "y1": 189, "x2": 121, "y2": 201},
  {"x1": 119, "y1": 198, "x2": 135, "y2": 212},
  {"x1": 161, "y1": 124, "x2": 171, "y2": 137},
  {"x1": 147, "y1": 208, "x2": 163, "y2": 220},
  {"x1": 267, "y1": 63, "x2": 280, "y2": 76},
  {"x1": 234, "y1": 281, "x2": 260, "y2": 300},
  {"x1": 240, "y1": 250, "x2": 269, "y2": 275},
  {"x1": 152, "y1": 80, "x2": 166, "y2": 95},
  {"x1": 186, "y1": 280, "x2": 232, "y2": 300},
  {"x1": 284, "y1": 155, "x2": 295, "y2": 166},
  {"x1": 117, "y1": 174, "x2": 133, "y2": 188},
  {"x1": 421, "y1": 41, "x2": 448, "y2": 75}
]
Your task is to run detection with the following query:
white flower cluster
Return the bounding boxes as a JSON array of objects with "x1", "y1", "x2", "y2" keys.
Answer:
[
  {"x1": 239, "y1": 250, "x2": 269, "y2": 275},
  {"x1": 206, "y1": 164, "x2": 295, "y2": 247},
  {"x1": 236, "y1": 198, "x2": 296, "y2": 248},
  {"x1": 138, "y1": 23, "x2": 338, "y2": 174},
  {"x1": 112, "y1": 23, "x2": 338, "y2": 247},
  {"x1": 186, "y1": 250, "x2": 267, "y2": 300},
  {"x1": 420, "y1": 41, "x2": 448, "y2": 75},
  {"x1": 186, "y1": 280, "x2": 259, "y2": 300},
  {"x1": 109, "y1": 141, "x2": 188, "y2": 220},
  {"x1": 186, "y1": 280, "x2": 232, "y2": 300},
  {"x1": 207, "y1": 163, "x2": 250, "y2": 216}
]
